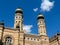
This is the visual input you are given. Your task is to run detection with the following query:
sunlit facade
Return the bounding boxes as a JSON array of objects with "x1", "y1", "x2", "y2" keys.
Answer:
[{"x1": 0, "y1": 8, "x2": 60, "y2": 45}]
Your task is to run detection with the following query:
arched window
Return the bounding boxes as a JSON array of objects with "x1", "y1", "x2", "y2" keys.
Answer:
[
  {"x1": 5, "y1": 37, "x2": 12, "y2": 45},
  {"x1": 16, "y1": 25, "x2": 20, "y2": 28}
]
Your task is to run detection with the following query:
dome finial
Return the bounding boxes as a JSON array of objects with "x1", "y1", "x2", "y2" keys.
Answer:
[{"x1": 16, "y1": 7, "x2": 22, "y2": 11}]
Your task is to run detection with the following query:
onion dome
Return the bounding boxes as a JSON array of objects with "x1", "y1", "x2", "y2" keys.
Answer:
[
  {"x1": 15, "y1": 7, "x2": 23, "y2": 14},
  {"x1": 37, "y1": 13, "x2": 44, "y2": 19}
]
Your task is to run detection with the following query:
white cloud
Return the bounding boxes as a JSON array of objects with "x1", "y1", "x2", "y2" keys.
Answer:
[
  {"x1": 23, "y1": 25, "x2": 33, "y2": 33},
  {"x1": 40, "y1": 0, "x2": 55, "y2": 11},
  {"x1": 33, "y1": 8, "x2": 38, "y2": 12}
]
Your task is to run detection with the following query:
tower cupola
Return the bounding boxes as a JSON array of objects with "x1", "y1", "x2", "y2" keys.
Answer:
[
  {"x1": 37, "y1": 13, "x2": 44, "y2": 19},
  {"x1": 15, "y1": 7, "x2": 23, "y2": 14}
]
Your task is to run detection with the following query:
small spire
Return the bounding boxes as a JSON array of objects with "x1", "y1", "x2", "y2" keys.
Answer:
[
  {"x1": 17, "y1": 7, "x2": 21, "y2": 8},
  {"x1": 38, "y1": 13, "x2": 44, "y2": 17},
  {"x1": 16, "y1": 7, "x2": 22, "y2": 11}
]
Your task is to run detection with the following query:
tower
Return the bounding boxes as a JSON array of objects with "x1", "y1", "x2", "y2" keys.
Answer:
[
  {"x1": 37, "y1": 13, "x2": 46, "y2": 36},
  {"x1": 37, "y1": 13, "x2": 49, "y2": 45},
  {"x1": 14, "y1": 7, "x2": 23, "y2": 31},
  {"x1": 14, "y1": 7, "x2": 24, "y2": 45}
]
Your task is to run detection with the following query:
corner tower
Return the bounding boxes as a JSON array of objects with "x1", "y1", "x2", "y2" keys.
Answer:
[
  {"x1": 37, "y1": 13, "x2": 49, "y2": 45},
  {"x1": 14, "y1": 7, "x2": 23, "y2": 31},
  {"x1": 37, "y1": 13, "x2": 46, "y2": 36}
]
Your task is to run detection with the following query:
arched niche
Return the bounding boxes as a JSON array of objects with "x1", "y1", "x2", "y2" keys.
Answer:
[{"x1": 3, "y1": 35, "x2": 14, "y2": 45}]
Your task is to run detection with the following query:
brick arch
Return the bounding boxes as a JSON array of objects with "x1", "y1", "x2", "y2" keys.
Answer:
[{"x1": 3, "y1": 34, "x2": 15, "y2": 45}]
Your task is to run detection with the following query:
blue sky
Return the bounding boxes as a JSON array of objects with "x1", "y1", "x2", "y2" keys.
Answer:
[{"x1": 0, "y1": 0, "x2": 60, "y2": 38}]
